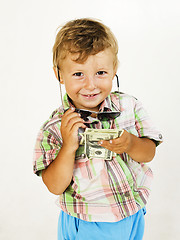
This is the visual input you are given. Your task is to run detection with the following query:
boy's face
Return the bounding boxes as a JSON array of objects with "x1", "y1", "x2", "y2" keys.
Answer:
[{"x1": 56, "y1": 48, "x2": 116, "y2": 112}]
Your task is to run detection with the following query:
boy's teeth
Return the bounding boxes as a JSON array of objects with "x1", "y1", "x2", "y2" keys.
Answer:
[{"x1": 82, "y1": 93, "x2": 98, "y2": 97}]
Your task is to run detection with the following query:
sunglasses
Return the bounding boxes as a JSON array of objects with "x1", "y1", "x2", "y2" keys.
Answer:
[
  {"x1": 64, "y1": 108, "x2": 120, "y2": 121},
  {"x1": 57, "y1": 66, "x2": 121, "y2": 121}
]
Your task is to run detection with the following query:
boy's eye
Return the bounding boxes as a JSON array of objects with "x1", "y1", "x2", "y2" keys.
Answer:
[
  {"x1": 96, "y1": 71, "x2": 107, "y2": 75},
  {"x1": 73, "y1": 72, "x2": 83, "y2": 77}
]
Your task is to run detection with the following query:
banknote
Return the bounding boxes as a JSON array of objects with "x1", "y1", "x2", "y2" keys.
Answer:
[{"x1": 80, "y1": 128, "x2": 124, "y2": 160}]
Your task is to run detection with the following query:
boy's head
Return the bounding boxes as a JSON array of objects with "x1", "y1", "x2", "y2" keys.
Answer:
[
  {"x1": 53, "y1": 18, "x2": 119, "y2": 111},
  {"x1": 53, "y1": 18, "x2": 118, "y2": 71}
]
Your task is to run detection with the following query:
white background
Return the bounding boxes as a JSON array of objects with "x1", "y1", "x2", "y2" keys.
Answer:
[{"x1": 0, "y1": 0, "x2": 179, "y2": 239}]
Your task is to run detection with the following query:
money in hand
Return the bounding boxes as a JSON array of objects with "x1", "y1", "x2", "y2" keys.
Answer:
[{"x1": 80, "y1": 129, "x2": 124, "y2": 160}]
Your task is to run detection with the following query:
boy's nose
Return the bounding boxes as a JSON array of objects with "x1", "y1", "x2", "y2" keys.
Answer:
[{"x1": 83, "y1": 76, "x2": 96, "y2": 90}]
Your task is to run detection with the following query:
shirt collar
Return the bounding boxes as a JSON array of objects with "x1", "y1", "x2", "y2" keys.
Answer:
[
  {"x1": 99, "y1": 93, "x2": 123, "y2": 112},
  {"x1": 99, "y1": 93, "x2": 122, "y2": 112},
  {"x1": 63, "y1": 94, "x2": 73, "y2": 110},
  {"x1": 62, "y1": 92, "x2": 123, "y2": 121},
  {"x1": 98, "y1": 95, "x2": 112, "y2": 112}
]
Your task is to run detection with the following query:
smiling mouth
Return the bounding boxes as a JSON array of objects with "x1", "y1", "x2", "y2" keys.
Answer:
[
  {"x1": 81, "y1": 93, "x2": 100, "y2": 97},
  {"x1": 80, "y1": 93, "x2": 100, "y2": 100}
]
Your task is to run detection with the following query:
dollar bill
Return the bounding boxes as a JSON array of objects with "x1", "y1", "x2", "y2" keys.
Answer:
[{"x1": 80, "y1": 129, "x2": 124, "y2": 160}]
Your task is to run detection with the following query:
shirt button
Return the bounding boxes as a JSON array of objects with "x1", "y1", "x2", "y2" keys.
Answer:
[
  {"x1": 159, "y1": 134, "x2": 163, "y2": 139},
  {"x1": 81, "y1": 153, "x2": 86, "y2": 158},
  {"x1": 125, "y1": 192, "x2": 130, "y2": 197}
]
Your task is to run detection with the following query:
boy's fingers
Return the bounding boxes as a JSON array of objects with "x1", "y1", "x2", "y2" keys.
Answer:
[
  {"x1": 98, "y1": 140, "x2": 111, "y2": 147},
  {"x1": 98, "y1": 139, "x2": 123, "y2": 154},
  {"x1": 61, "y1": 110, "x2": 81, "y2": 127},
  {"x1": 71, "y1": 122, "x2": 87, "y2": 135},
  {"x1": 62, "y1": 107, "x2": 75, "y2": 118},
  {"x1": 98, "y1": 141, "x2": 114, "y2": 153},
  {"x1": 68, "y1": 116, "x2": 84, "y2": 126},
  {"x1": 98, "y1": 131, "x2": 125, "y2": 147},
  {"x1": 62, "y1": 117, "x2": 84, "y2": 134},
  {"x1": 98, "y1": 138, "x2": 120, "y2": 146},
  {"x1": 62, "y1": 107, "x2": 74, "y2": 115},
  {"x1": 62, "y1": 107, "x2": 76, "y2": 119}
]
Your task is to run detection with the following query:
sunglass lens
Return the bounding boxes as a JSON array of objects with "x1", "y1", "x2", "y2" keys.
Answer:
[
  {"x1": 98, "y1": 112, "x2": 120, "y2": 120},
  {"x1": 75, "y1": 109, "x2": 91, "y2": 120},
  {"x1": 109, "y1": 112, "x2": 121, "y2": 119}
]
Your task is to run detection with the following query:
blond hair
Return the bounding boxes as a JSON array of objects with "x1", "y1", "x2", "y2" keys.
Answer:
[{"x1": 53, "y1": 18, "x2": 119, "y2": 71}]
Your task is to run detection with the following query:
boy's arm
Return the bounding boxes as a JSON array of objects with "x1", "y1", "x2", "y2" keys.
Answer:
[
  {"x1": 42, "y1": 145, "x2": 76, "y2": 195},
  {"x1": 98, "y1": 130, "x2": 156, "y2": 163},
  {"x1": 124, "y1": 131, "x2": 156, "y2": 163},
  {"x1": 42, "y1": 108, "x2": 86, "y2": 195}
]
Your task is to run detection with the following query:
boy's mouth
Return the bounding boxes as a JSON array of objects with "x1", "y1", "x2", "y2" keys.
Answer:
[{"x1": 81, "y1": 93, "x2": 100, "y2": 99}]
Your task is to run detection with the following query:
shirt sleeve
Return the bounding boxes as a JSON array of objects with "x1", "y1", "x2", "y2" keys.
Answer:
[
  {"x1": 134, "y1": 98, "x2": 163, "y2": 146},
  {"x1": 33, "y1": 128, "x2": 62, "y2": 176}
]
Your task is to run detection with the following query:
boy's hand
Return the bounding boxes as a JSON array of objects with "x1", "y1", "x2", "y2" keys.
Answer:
[
  {"x1": 60, "y1": 107, "x2": 86, "y2": 151},
  {"x1": 98, "y1": 130, "x2": 156, "y2": 163},
  {"x1": 98, "y1": 130, "x2": 132, "y2": 155}
]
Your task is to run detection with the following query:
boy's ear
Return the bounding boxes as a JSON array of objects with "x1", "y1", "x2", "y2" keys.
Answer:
[{"x1": 53, "y1": 67, "x2": 64, "y2": 84}]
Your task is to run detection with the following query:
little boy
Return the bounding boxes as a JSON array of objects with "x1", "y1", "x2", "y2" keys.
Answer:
[{"x1": 33, "y1": 18, "x2": 163, "y2": 240}]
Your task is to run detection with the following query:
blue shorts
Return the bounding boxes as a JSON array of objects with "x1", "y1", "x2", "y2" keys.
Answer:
[{"x1": 58, "y1": 208, "x2": 146, "y2": 240}]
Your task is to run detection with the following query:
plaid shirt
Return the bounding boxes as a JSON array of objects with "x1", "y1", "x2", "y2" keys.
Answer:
[{"x1": 33, "y1": 92, "x2": 163, "y2": 222}]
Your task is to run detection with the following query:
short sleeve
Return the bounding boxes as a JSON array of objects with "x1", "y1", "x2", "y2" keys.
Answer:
[
  {"x1": 134, "y1": 98, "x2": 163, "y2": 146},
  {"x1": 33, "y1": 128, "x2": 62, "y2": 176}
]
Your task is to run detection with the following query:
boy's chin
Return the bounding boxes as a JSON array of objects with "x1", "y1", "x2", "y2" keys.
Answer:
[{"x1": 74, "y1": 102, "x2": 100, "y2": 112}]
